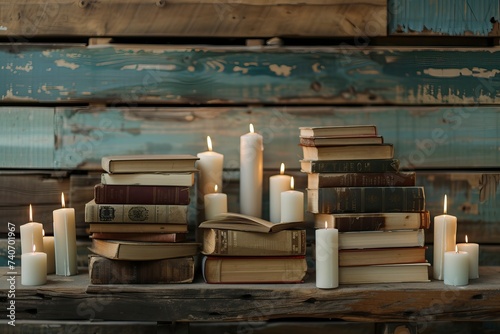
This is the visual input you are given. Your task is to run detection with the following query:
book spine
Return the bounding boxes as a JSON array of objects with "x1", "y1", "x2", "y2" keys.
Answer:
[
  {"x1": 94, "y1": 184, "x2": 190, "y2": 205},
  {"x1": 90, "y1": 232, "x2": 186, "y2": 242},
  {"x1": 89, "y1": 256, "x2": 194, "y2": 284},
  {"x1": 208, "y1": 229, "x2": 306, "y2": 256},
  {"x1": 306, "y1": 159, "x2": 400, "y2": 173},
  {"x1": 85, "y1": 201, "x2": 188, "y2": 224},
  {"x1": 310, "y1": 172, "x2": 416, "y2": 188},
  {"x1": 312, "y1": 187, "x2": 426, "y2": 213}
]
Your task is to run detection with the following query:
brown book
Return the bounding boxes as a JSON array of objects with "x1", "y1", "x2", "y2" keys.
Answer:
[
  {"x1": 339, "y1": 263, "x2": 430, "y2": 284},
  {"x1": 89, "y1": 255, "x2": 195, "y2": 284},
  {"x1": 300, "y1": 159, "x2": 400, "y2": 173},
  {"x1": 101, "y1": 172, "x2": 195, "y2": 186},
  {"x1": 202, "y1": 256, "x2": 307, "y2": 283},
  {"x1": 307, "y1": 171, "x2": 416, "y2": 188},
  {"x1": 339, "y1": 247, "x2": 427, "y2": 267},
  {"x1": 301, "y1": 144, "x2": 394, "y2": 161},
  {"x1": 85, "y1": 199, "x2": 188, "y2": 224},
  {"x1": 300, "y1": 135, "x2": 383, "y2": 147},
  {"x1": 338, "y1": 229, "x2": 425, "y2": 250},
  {"x1": 90, "y1": 232, "x2": 187, "y2": 243},
  {"x1": 299, "y1": 125, "x2": 377, "y2": 137},
  {"x1": 314, "y1": 211, "x2": 431, "y2": 232},
  {"x1": 94, "y1": 184, "x2": 190, "y2": 205},
  {"x1": 198, "y1": 212, "x2": 305, "y2": 233},
  {"x1": 202, "y1": 229, "x2": 306, "y2": 256},
  {"x1": 89, "y1": 239, "x2": 199, "y2": 261},
  {"x1": 88, "y1": 223, "x2": 188, "y2": 234},
  {"x1": 102, "y1": 154, "x2": 199, "y2": 173}
]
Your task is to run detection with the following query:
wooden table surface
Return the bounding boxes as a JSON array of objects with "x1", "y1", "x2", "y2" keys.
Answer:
[{"x1": 1, "y1": 266, "x2": 499, "y2": 323}]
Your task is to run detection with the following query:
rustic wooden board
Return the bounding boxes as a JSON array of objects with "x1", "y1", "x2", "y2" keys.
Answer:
[
  {"x1": 4, "y1": 45, "x2": 500, "y2": 105},
  {"x1": 1, "y1": 106, "x2": 498, "y2": 170},
  {"x1": 0, "y1": 1, "x2": 387, "y2": 38},
  {"x1": 389, "y1": 0, "x2": 500, "y2": 36},
  {"x1": 1, "y1": 320, "x2": 157, "y2": 334},
  {"x1": 1, "y1": 267, "x2": 499, "y2": 323}
]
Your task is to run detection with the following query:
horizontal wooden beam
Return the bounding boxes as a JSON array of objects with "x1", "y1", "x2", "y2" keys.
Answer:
[
  {"x1": 0, "y1": 1, "x2": 386, "y2": 38},
  {"x1": 3, "y1": 44, "x2": 500, "y2": 105},
  {"x1": 389, "y1": 0, "x2": 500, "y2": 36}
]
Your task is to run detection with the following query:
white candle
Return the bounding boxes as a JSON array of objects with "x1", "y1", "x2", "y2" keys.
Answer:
[
  {"x1": 457, "y1": 235, "x2": 479, "y2": 279},
  {"x1": 269, "y1": 163, "x2": 292, "y2": 223},
  {"x1": 21, "y1": 245, "x2": 47, "y2": 286},
  {"x1": 53, "y1": 193, "x2": 78, "y2": 276},
  {"x1": 444, "y1": 246, "x2": 469, "y2": 286},
  {"x1": 20, "y1": 205, "x2": 44, "y2": 255},
  {"x1": 197, "y1": 135, "x2": 224, "y2": 197},
  {"x1": 204, "y1": 185, "x2": 228, "y2": 220},
  {"x1": 43, "y1": 231, "x2": 55, "y2": 274},
  {"x1": 280, "y1": 177, "x2": 304, "y2": 223},
  {"x1": 315, "y1": 221, "x2": 339, "y2": 289},
  {"x1": 433, "y1": 195, "x2": 457, "y2": 280},
  {"x1": 240, "y1": 124, "x2": 263, "y2": 217}
]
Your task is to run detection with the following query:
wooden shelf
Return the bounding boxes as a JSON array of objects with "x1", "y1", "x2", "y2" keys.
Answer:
[{"x1": 2, "y1": 266, "x2": 499, "y2": 323}]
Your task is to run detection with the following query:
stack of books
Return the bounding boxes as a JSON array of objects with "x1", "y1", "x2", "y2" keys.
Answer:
[
  {"x1": 300, "y1": 125, "x2": 431, "y2": 284},
  {"x1": 198, "y1": 213, "x2": 307, "y2": 283},
  {"x1": 85, "y1": 154, "x2": 201, "y2": 284}
]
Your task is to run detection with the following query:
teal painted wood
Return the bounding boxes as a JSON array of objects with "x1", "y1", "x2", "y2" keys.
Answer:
[
  {"x1": 389, "y1": 0, "x2": 499, "y2": 36},
  {"x1": 4, "y1": 45, "x2": 500, "y2": 104},
  {"x1": 0, "y1": 108, "x2": 54, "y2": 168}
]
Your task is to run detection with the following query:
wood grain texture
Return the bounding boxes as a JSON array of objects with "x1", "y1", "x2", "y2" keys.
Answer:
[
  {"x1": 4, "y1": 45, "x2": 500, "y2": 105},
  {"x1": 0, "y1": 1, "x2": 386, "y2": 38},
  {"x1": 389, "y1": 0, "x2": 500, "y2": 36},
  {"x1": 1, "y1": 267, "x2": 499, "y2": 323}
]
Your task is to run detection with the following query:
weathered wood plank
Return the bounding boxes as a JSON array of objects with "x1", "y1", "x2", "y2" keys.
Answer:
[
  {"x1": 1, "y1": 320, "x2": 157, "y2": 334},
  {"x1": 1, "y1": 267, "x2": 499, "y2": 323},
  {"x1": 0, "y1": 1, "x2": 387, "y2": 39},
  {"x1": 389, "y1": 0, "x2": 500, "y2": 36},
  {"x1": 4, "y1": 45, "x2": 500, "y2": 105}
]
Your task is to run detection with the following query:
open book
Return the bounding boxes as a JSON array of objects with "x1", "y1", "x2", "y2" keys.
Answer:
[{"x1": 198, "y1": 212, "x2": 304, "y2": 233}]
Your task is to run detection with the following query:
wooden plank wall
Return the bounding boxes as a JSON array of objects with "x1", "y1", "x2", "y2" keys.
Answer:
[{"x1": 0, "y1": 1, "x2": 499, "y2": 271}]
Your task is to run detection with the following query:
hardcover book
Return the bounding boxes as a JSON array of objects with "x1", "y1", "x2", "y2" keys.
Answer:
[
  {"x1": 202, "y1": 229, "x2": 306, "y2": 256},
  {"x1": 88, "y1": 223, "x2": 189, "y2": 234},
  {"x1": 307, "y1": 186, "x2": 426, "y2": 214},
  {"x1": 338, "y1": 263, "x2": 430, "y2": 284},
  {"x1": 101, "y1": 172, "x2": 195, "y2": 186},
  {"x1": 338, "y1": 229, "x2": 425, "y2": 250},
  {"x1": 93, "y1": 184, "x2": 190, "y2": 205},
  {"x1": 314, "y1": 211, "x2": 431, "y2": 232},
  {"x1": 198, "y1": 212, "x2": 305, "y2": 233},
  {"x1": 85, "y1": 199, "x2": 188, "y2": 224},
  {"x1": 299, "y1": 135, "x2": 383, "y2": 147},
  {"x1": 89, "y1": 239, "x2": 200, "y2": 261},
  {"x1": 339, "y1": 247, "x2": 427, "y2": 267},
  {"x1": 90, "y1": 232, "x2": 187, "y2": 243},
  {"x1": 101, "y1": 154, "x2": 199, "y2": 173},
  {"x1": 300, "y1": 159, "x2": 400, "y2": 173},
  {"x1": 301, "y1": 144, "x2": 394, "y2": 161},
  {"x1": 202, "y1": 255, "x2": 307, "y2": 283},
  {"x1": 299, "y1": 125, "x2": 377, "y2": 137},
  {"x1": 307, "y1": 171, "x2": 416, "y2": 188},
  {"x1": 89, "y1": 255, "x2": 195, "y2": 284}
]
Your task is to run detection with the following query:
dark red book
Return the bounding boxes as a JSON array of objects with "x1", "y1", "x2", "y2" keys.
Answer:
[{"x1": 94, "y1": 184, "x2": 190, "y2": 205}]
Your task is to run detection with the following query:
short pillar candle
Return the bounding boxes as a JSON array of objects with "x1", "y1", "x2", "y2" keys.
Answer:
[
  {"x1": 444, "y1": 246, "x2": 469, "y2": 286},
  {"x1": 457, "y1": 235, "x2": 479, "y2": 279}
]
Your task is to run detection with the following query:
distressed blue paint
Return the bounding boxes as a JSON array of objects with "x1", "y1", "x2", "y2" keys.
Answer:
[
  {"x1": 3, "y1": 45, "x2": 500, "y2": 104},
  {"x1": 389, "y1": 0, "x2": 499, "y2": 36}
]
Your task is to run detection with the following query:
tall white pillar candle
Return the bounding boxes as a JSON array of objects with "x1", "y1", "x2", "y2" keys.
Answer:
[
  {"x1": 21, "y1": 245, "x2": 47, "y2": 286},
  {"x1": 240, "y1": 124, "x2": 263, "y2": 217},
  {"x1": 457, "y1": 235, "x2": 479, "y2": 279},
  {"x1": 433, "y1": 195, "x2": 457, "y2": 280},
  {"x1": 197, "y1": 135, "x2": 224, "y2": 197},
  {"x1": 280, "y1": 177, "x2": 304, "y2": 223},
  {"x1": 43, "y1": 233, "x2": 55, "y2": 274},
  {"x1": 315, "y1": 222, "x2": 339, "y2": 289},
  {"x1": 20, "y1": 205, "x2": 44, "y2": 255},
  {"x1": 204, "y1": 185, "x2": 228, "y2": 220},
  {"x1": 269, "y1": 163, "x2": 291, "y2": 223},
  {"x1": 53, "y1": 193, "x2": 78, "y2": 276},
  {"x1": 444, "y1": 247, "x2": 469, "y2": 286}
]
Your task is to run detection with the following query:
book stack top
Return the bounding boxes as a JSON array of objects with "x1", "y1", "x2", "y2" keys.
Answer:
[
  {"x1": 86, "y1": 154, "x2": 201, "y2": 284},
  {"x1": 299, "y1": 125, "x2": 430, "y2": 284}
]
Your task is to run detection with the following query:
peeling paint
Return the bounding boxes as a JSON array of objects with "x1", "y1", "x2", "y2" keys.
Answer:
[
  {"x1": 269, "y1": 64, "x2": 293, "y2": 77},
  {"x1": 424, "y1": 68, "x2": 500, "y2": 78},
  {"x1": 233, "y1": 66, "x2": 248, "y2": 74},
  {"x1": 312, "y1": 62, "x2": 324, "y2": 73},
  {"x1": 54, "y1": 59, "x2": 79, "y2": 70},
  {"x1": 121, "y1": 64, "x2": 176, "y2": 71}
]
